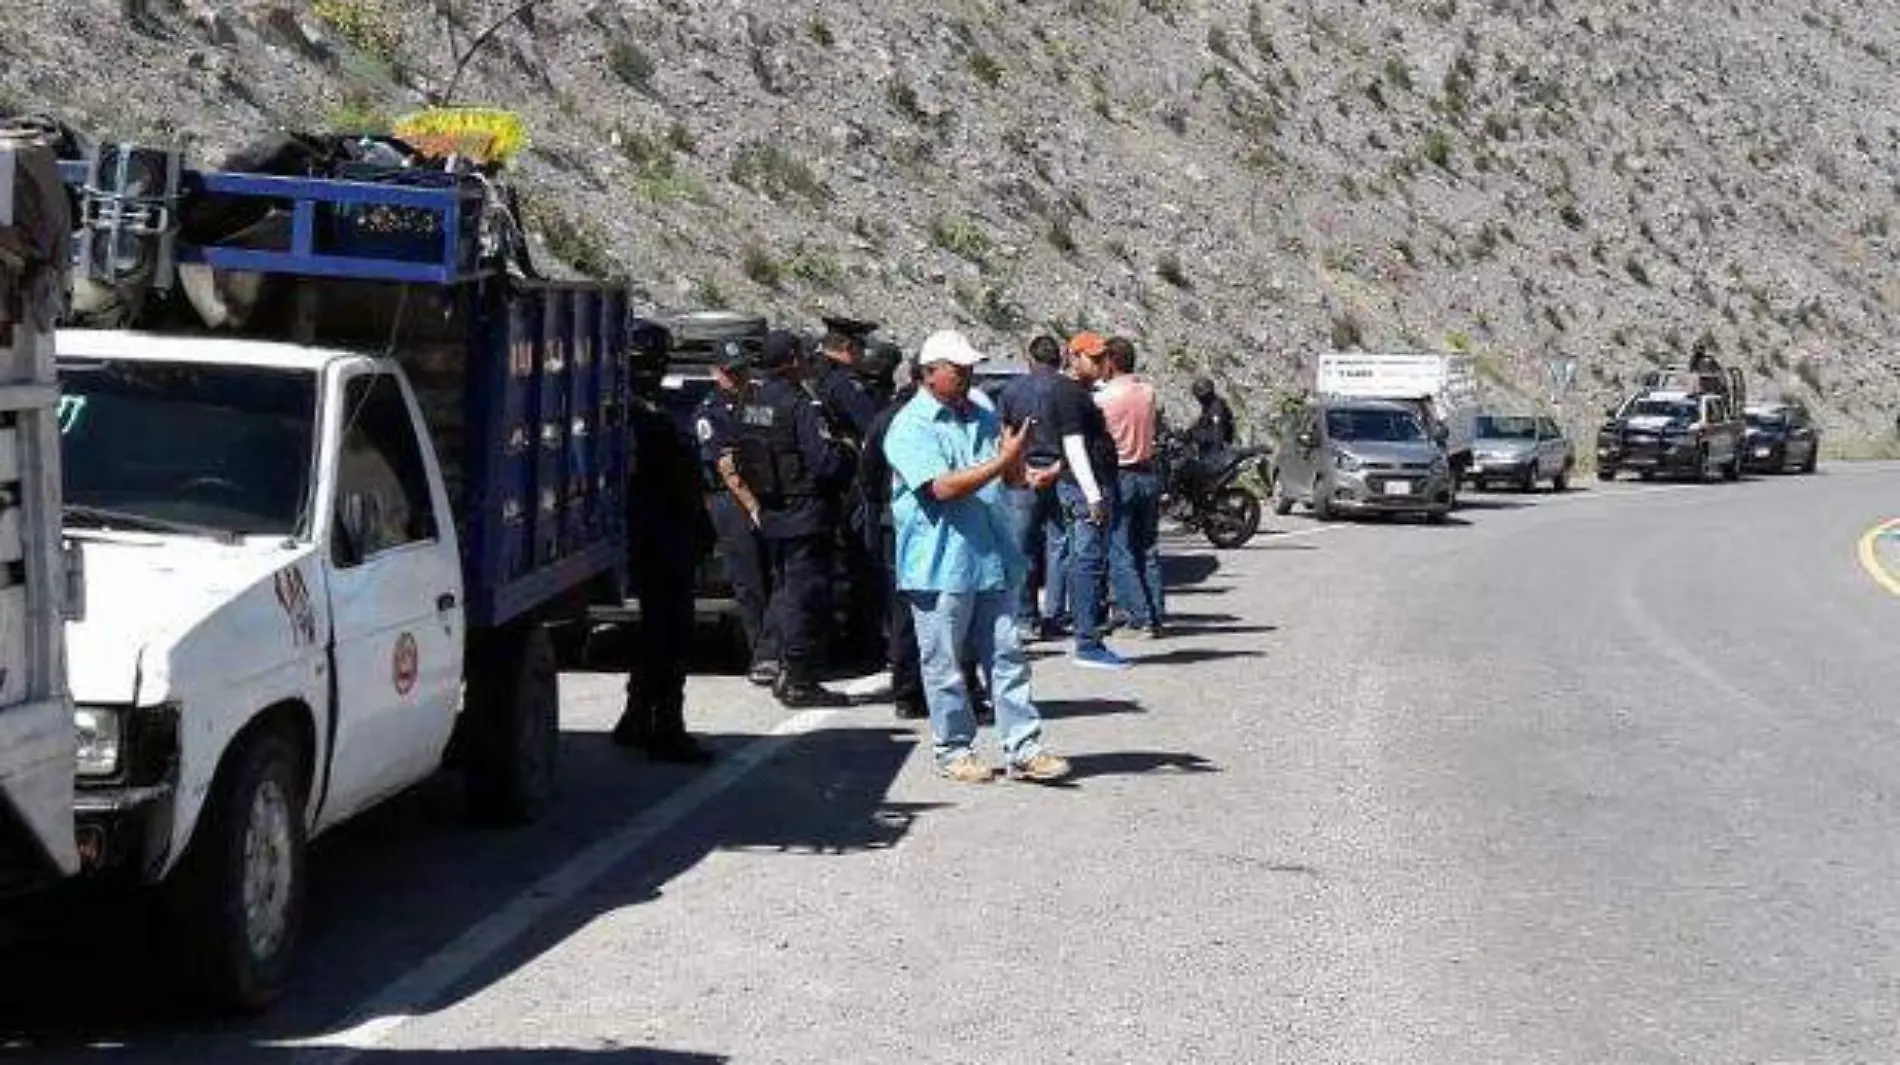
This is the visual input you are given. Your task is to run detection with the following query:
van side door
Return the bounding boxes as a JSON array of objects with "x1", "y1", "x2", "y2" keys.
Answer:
[{"x1": 317, "y1": 364, "x2": 466, "y2": 824}]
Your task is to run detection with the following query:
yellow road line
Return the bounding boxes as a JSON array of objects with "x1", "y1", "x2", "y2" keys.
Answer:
[{"x1": 1856, "y1": 518, "x2": 1900, "y2": 598}]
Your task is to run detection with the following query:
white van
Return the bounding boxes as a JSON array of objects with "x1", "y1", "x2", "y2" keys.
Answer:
[{"x1": 1315, "y1": 353, "x2": 1481, "y2": 478}]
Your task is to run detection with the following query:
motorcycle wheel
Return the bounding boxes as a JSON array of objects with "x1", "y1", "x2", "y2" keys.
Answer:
[{"x1": 1202, "y1": 488, "x2": 1261, "y2": 549}]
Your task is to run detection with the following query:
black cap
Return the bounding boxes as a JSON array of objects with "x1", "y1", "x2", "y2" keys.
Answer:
[
  {"x1": 759, "y1": 329, "x2": 804, "y2": 370},
  {"x1": 715, "y1": 339, "x2": 751, "y2": 373},
  {"x1": 629, "y1": 316, "x2": 673, "y2": 355},
  {"x1": 821, "y1": 315, "x2": 879, "y2": 338}
]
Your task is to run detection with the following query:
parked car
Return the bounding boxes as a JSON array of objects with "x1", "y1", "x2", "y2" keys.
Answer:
[
  {"x1": 1467, "y1": 412, "x2": 1575, "y2": 492},
  {"x1": 1742, "y1": 401, "x2": 1821, "y2": 474},
  {"x1": 1270, "y1": 398, "x2": 1454, "y2": 523}
]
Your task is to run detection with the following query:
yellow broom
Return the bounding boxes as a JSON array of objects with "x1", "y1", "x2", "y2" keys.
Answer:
[{"x1": 392, "y1": 108, "x2": 531, "y2": 166}]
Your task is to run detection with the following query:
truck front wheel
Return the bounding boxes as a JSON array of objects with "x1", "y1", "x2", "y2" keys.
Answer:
[
  {"x1": 164, "y1": 728, "x2": 307, "y2": 1013},
  {"x1": 464, "y1": 624, "x2": 560, "y2": 826}
]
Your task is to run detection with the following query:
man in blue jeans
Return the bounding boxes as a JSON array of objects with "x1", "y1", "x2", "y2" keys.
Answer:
[
  {"x1": 995, "y1": 335, "x2": 1068, "y2": 641},
  {"x1": 1050, "y1": 332, "x2": 1129, "y2": 670},
  {"x1": 883, "y1": 329, "x2": 1072, "y2": 784},
  {"x1": 1096, "y1": 335, "x2": 1166, "y2": 635}
]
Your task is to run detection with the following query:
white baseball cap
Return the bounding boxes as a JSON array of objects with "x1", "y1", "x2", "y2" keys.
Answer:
[{"x1": 918, "y1": 329, "x2": 987, "y2": 367}]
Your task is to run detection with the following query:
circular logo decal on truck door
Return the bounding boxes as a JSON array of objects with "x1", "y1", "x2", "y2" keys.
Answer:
[{"x1": 393, "y1": 633, "x2": 419, "y2": 696}]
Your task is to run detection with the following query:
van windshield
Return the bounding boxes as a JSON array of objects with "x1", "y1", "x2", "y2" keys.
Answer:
[
  {"x1": 1325, "y1": 409, "x2": 1426, "y2": 443},
  {"x1": 1629, "y1": 399, "x2": 1697, "y2": 422},
  {"x1": 56, "y1": 360, "x2": 318, "y2": 537}
]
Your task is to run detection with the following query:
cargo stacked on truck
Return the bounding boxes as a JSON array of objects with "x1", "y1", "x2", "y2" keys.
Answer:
[
  {"x1": 31, "y1": 127, "x2": 639, "y2": 1011},
  {"x1": 0, "y1": 127, "x2": 83, "y2": 898}
]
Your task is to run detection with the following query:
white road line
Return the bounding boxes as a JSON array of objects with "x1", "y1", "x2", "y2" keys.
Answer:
[{"x1": 276, "y1": 707, "x2": 846, "y2": 1064}]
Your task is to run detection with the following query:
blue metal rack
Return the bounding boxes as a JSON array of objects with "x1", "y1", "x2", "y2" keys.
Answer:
[
  {"x1": 57, "y1": 159, "x2": 493, "y2": 285},
  {"x1": 59, "y1": 159, "x2": 633, "y2": 629}
]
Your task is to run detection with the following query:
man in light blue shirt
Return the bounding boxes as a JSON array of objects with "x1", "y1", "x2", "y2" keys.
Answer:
[{"x1": 883, "y1": 330, "x2": 1072, "y2": 784}]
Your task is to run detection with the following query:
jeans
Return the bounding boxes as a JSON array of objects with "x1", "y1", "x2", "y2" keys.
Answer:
[
  {"x1": 1108, "y1": 466, "x2": 1164, "y2": 628},
  {"x1": 905, "y1": 589, "x2": 1043, "y2": 766},
  {"x1": 1058, "y1": 480, "x2": 1113, "y2": 652},
  {"x1": 1003, "y1": 483, "x2": 1067, "y2": 626}
]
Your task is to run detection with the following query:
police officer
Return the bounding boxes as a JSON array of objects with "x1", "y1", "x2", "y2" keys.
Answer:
[
  {"x1": 732, "y1": 330, "x2": 850, "y2": 708},
  {"x1": 809, "y1": 318, "x2": 889, "y2": 670},
  {"x1": 694, "y1": 340, "x2": 780, "y2": 686},
  {"x1": 615, "y1": 318, "x2": 713, "y2": 764}
]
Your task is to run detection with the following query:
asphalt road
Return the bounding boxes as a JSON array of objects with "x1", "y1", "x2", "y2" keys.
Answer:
[{"x1": 6, "y1": 462, "x2": 1900, "y2": 1063}]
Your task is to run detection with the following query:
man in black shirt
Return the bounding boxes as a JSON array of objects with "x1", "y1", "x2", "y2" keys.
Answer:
[
  {"x1": 1051, "y1": 332, "x2": 1128, "y2": 671},
  {"x1": 617, "y1": 319, "x2": 713, "y2": 763},
  {"x1": 995, "y1": 335, "x2": 1068, "y2": 640},
  {"x1": 1188, "y1": 377, "x2": 1237, "y2": 454}
]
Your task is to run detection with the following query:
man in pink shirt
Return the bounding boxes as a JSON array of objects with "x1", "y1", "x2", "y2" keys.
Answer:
[{"x1": 1094, "y1": 336, "x2": 1166, "y2": 636}]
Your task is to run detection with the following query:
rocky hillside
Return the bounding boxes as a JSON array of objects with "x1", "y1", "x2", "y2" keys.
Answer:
[{"x1": 6, "y1": 0, "x2": 1899, "y2": 447}]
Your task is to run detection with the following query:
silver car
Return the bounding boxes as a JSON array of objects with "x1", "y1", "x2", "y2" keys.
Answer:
[
  {"x1": 1270, "y1": 398, "x2": 1454, "y2": 522},
  {"x1": 1467, "y1": 413, "x2": 1575, "y2": 492}
]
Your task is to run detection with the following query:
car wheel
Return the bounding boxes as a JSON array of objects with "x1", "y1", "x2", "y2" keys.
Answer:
[
  {"x1": 1803, "y1": 446, "x2": 1819, "y2": 474},
  {"x1": 1553, "y1": 466, "x2": 1570, "y2": 492},
  {"x1": 1519, "y1": 465, "x2": 1537, "y2": 493},
  {"x1": 1597, "y1": 466, "x2": 1616, "y2": 482},
  {"x1": 165, "y1": 727, "x2": 308, "y2": 1013},
  {"x1": 1723, "y1": 451, "x2": 1742, "y2": 482}
]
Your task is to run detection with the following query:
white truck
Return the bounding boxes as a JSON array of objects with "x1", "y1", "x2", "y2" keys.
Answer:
[
  {"x1": 1315, "y1": 352, "x2": 1481, "y2": 484},
  {"x1": 0, "y1": 133, "x2": 83, "y2": 899},
  {"x1": 3, "y1": 143, "x2": 642, "y2": 1012}
]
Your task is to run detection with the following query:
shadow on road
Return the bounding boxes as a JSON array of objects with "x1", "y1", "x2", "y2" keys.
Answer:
[
  {"x1": 1056, "y1": 751, "x2": 1221, "y2": 782},
  {"x1": 0, "y1": 725, "x2": 935, "y2": 1061},
  {"x1": 1158, "y1": 623, "x2": 1278, "y2": 638},
  {"x1": 1133, "y1": 648, "x2": 1266, "y2": 667},
  {"x1": 1161, "y1": 552, "x2": 1220, "y2": 587},
  {"x1": 1036, "y1": 698, "x2": 1146, "y2": 720}
]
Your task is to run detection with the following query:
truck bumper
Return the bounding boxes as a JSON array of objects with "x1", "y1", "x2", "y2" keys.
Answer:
[{"x1": 72, "y1": 784, "x2": 172, "y2": 880}]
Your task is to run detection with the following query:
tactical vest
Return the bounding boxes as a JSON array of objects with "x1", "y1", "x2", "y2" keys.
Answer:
[{"x1": 733, "y1": 392, "x2": 815, "y2": 504}]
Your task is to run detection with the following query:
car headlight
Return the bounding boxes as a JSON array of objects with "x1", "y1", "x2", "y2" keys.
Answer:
[
  {"x1": 75, "y1": 707, "x2": 123, "y2": 778},
  {"x1": 1333, "y1": 450, "x2": 1362, "y2": 472}
]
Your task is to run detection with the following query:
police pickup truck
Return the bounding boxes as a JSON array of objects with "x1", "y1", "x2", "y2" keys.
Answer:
[
  {"x1": 1595, "y1": 388, "x2": 1744, "y2": 482},
  {"x1": 3, "y1": 138, "x2": 638, "y2": 1012}
]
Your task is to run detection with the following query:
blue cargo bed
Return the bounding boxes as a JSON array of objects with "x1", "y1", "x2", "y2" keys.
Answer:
[{"x1": 60, "y1": 161, "x2": 634, "y2": 628}]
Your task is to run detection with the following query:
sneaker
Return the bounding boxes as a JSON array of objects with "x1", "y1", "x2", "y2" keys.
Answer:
[
  {"x1": 1138, "y1": 622, "x2": 1164, "y2": 640},
  {"x1": 746, "y1": 660, "x2": 781, "y2": 687},
  {"x1": 893, "y1": 695, "x2": 928, "y2": 720},
  {"x1": 1014, "y1": 620, "x2": 1040, "y2": 645},
  {"x1": 937, "y1": 754, "x2": 995, "y2": 784},
  {"x1": 1070, "y1": 645, "x2": 1131, "y2": 671},
  {"x1": 1007, "y1": 752, "x2": 1073, "y2": 783},
  {"x1": 774, "y1": 677, "x2": 851, "y2": 709}
]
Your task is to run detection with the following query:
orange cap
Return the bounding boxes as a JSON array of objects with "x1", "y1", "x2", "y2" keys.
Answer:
[{"x1": 1067, "y1": 331, "x2": 1107, "y2": 357}]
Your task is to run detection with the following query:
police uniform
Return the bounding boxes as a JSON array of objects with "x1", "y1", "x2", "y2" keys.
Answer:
[
  {"x1": 617, "y1": 319, "x2": 711, "y2": 764},
  {"x1": 732, "y1": 331, "x2": 849, "y2": 707},
  {"x1": 693, "y1": 346, "x2": 778, "y2": 681}
]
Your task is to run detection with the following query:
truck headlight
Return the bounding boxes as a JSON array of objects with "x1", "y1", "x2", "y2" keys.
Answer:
[
  {"x1": 1333, "y1": 450, "x2": 1362, "y2": 472},
  {"x1": 75, "y1": 707, "x2": 123, "y2": 778}
]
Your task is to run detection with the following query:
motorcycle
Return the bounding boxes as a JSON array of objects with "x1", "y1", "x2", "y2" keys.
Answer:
[{"x1": 1157, "y1": 431, "x2": 1270, "y2": 549}]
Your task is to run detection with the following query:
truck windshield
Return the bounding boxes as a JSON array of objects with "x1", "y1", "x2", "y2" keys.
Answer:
[
  {"x1": 1326, "y1": 409, "x2": 1425, "y2": 442},
  {"x1": 56, "y1": 360, "x2": 318, "y2": 537},
  {"x1": 1744, "y1": 411, "x2": 1787, "y2": 429},
  {"x1": 1477, "y1": 415, "x2": 1537, "y2": 440}
]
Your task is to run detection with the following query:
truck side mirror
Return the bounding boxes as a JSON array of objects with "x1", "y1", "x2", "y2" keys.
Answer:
[{"x1": 1296, "y1": 430, "x2": 1317, "y2": 449}]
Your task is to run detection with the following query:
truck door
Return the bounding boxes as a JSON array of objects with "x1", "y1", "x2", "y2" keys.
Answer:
[{"x1": 319, "y1": 367, "x2": 465, "y2": 820}]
